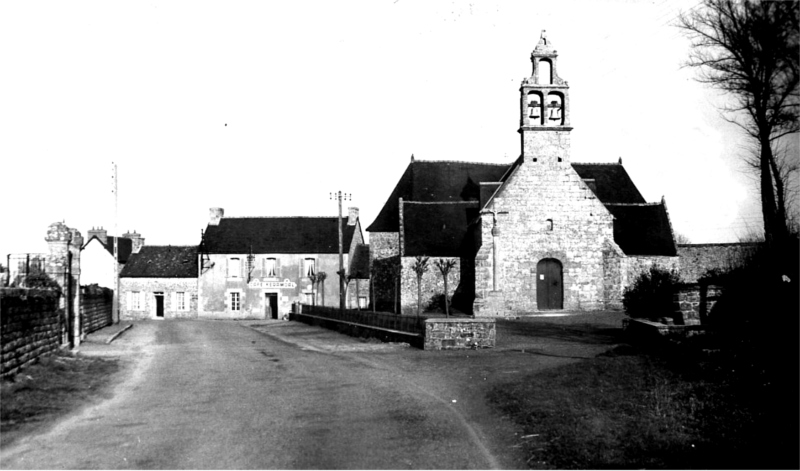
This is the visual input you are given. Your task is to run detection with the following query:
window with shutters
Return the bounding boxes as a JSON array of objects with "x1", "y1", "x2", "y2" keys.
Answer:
[
  {"x1": 228, "y1": 257, "x2": 241, "y2": 279},
  {"x1": 176, "y1": 292, "x2": 186, "y2": 311},
  {"x1": 230, "y1": 292, "x2": 241, "y2": 311},
  {"x1": 131, "y1": 291, "x2": 142, "y2": 310},
  {"x1": 264, "y1": 258, "x2": 277, "y2": 277}
]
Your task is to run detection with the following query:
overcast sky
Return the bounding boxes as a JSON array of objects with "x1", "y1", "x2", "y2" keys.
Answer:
[{"x1": 1, "y1": 0, "x2": 774, "y2": 260}]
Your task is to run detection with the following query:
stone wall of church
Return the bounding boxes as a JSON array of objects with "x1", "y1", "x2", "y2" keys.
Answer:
[{"x1": 473, "y1": 159, "x2": 615, "y2": 316}]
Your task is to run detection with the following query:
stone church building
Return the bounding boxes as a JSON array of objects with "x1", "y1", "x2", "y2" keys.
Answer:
[{"x1": 367, "y1": 32, "x2": 678, "y2": 316}]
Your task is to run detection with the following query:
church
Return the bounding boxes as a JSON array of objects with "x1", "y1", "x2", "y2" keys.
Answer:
[{"x1": 367, "y1": 31, "x2": 679, "y2": 316}]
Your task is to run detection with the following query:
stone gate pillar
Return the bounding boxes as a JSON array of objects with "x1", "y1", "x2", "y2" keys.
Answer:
[{"x1": 45, "y1": 222, "x2": 82, "y2": 349}]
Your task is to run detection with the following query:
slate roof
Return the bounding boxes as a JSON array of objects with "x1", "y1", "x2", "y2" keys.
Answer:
[
  {"x1": 572, "y1": 163, "x2": 646, "y2": 204},
  {"x1": 403, "y1": 202, "x2": 480, "y2": 257},
  {"x1": 366, "y1": 160, "x2": 509, "y2": 233},
  {"x1": 83, "y1": 236, "x2": 133, "y2": 264},
  {"x1": 201, "y1": 217, "x2": 357, "y2": 254},
  {"x1": 120, "y1": 246, "x2": 198, "y2": 278},
  {"x1": 605, "y1": 204, "x2": 677, "y2": 256},
  {"x1": 369, "y1": 159, "x2": 674, "y2": 257},
  {"x1": 350, "y1": 244, "x2": 371, "y2": 279}
]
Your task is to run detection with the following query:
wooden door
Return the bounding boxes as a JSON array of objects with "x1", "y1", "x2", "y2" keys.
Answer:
[
  {"x1": 536, "y1": 258, "x2": 563, "y2": 310},
  {"x1": 155, "y1": 293, "x2": 164, "y2": 318},
  {"x1": 265, "y1": 293, "x2": 279, "y2": 319}
]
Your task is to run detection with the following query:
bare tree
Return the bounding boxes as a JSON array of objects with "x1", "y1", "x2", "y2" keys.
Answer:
[
  {"x1": 434, "y1": 259, "x2": 457, "y2": 318},
  {"x1": 369, "y1": 264, "x2": 377, "y2": 313},
  {"x1": 316, "y1": 271, "x2": 327, "y2": 307},
  {"x1": 411, "y1": 256, "x2": 430, "y2": 318},
  {"x1": 674, "y1": 232, "x2": 693, "y2": 245},
  {"x1": 308, "y1": 272, "x2": 318, "y2": 307},
  {"x1": 679, "y1": 0, "x2": 799, "y2": 245}
]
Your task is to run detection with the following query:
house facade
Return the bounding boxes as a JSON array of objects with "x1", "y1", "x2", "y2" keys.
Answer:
[
  {"x1": 119, "y1": 245, "x2": 198, "y2": 320},
  {"x1": 80, "y1": 227, "x2": 144, "y2": 289},
  {"x1": 197, "y1": 207, "x2": 368, "y2": 319},
  {"x1": 368, "y1": 31, "x2": 678, "y2": 316}
]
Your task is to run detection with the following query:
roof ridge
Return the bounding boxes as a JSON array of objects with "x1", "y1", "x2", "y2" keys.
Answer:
[
  {"x1": 141, "y1": 245, "x2": 197, "y2": 249},
  {"x1": 223, "y1": 216, "x2": 343, "y2": 219},
  {"x1": 413, "y1": 159, "x2": 510, "y2": 166},
  {"x1": 572, "y1": 162, "x2": 621, "y2": 166},
  {"x1": 604, "y1": 202, "x2": 662, "y2": 207},
  {"x1": 403, "y1": 201, "x2": 480, "y2": 205}
]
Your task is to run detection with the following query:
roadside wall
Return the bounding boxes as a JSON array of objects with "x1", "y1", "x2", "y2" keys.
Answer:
[
  {"x1": 672, "y1": 283, "x2": 723, "y2": 325},
  {"x1": 1, "y1": 288, "x2": 62, "y2": 377},
  {"x1": 424, "y1": 318, "x2": 495, "y2": 350},
  {"x1": 80, "y1": 285, "x2": 113, "y2": 335}
]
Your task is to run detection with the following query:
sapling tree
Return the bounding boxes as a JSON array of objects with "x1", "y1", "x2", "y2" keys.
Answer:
[
  {"x1": 434, "y1": 258, "x2": 457, "y2": 318},
  {"x1": 411, "y1": 256, "x2": 430, "y2": 318}
]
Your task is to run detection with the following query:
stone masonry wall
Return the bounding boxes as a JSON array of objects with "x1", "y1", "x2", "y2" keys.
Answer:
[
  {"x1": 80, "y1": 285, "x2": 112, "y2": 335},
  {"x1": 400, "y1": 257, "x2": 461, "y2": 316},
  {"x1": 474, "y1": 159, "x2": 615, "y2": 316},
  {"x1": 121, "y1": 278, "x2": 198, "y2": 320},
  {"x1": 423, "y1": 318, "x2": 496, "y2": 350},
  {"x1": 677, "y1": 243, "x2": 760, "y2": 282},
  {"x1": 1, "y1": 288, "x2": 63, "y2": 377}
]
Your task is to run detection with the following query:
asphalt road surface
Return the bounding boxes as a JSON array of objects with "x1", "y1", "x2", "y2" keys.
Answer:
[{"x1": 1, "y1": 320, "x2": 520, "y2": 469}]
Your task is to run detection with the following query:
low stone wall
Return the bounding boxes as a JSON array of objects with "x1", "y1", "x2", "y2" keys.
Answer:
[
  {"x1": 678, "y1": 243, "x2": 760, "y2": 282},
  {"x1": 424, "y1": 318, "x2": 496, "y2": 350},
  {"x1": 80, "y1": 285, "x2": 112, "y2": 336},
  {"x1": 672, "y1": 283, "x2": 722, "y2": 325},
  {"x1": 295, "y1": 304, "x2": 424, "y2": 334},
  {"x1": 622, "y1": 318, "x2": 709, "y2": 342},
  {"x1": 294, "y1": 304, "x2": 495, "y2": 350},
  {"x1": 1, "y1": 288, "x2": 63, "y2": 377}
]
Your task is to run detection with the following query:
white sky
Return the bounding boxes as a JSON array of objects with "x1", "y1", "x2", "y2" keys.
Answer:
[{"x1": 1, "y1": 0, "x2": 775, "y2": 261}]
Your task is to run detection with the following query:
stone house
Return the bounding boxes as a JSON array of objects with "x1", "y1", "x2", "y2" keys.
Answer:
[
  {"x1": 119, "y1": 245, "x2": 198, "y2": 320},
  {"x1": 80, "y1": 227, "x2": 145, "y2": 289},
  {"x1": 367, "y1": 31, "x2": 678, "y2": 316},
  {"x1": 197, "y1": 207, "x2": 369, "y2": 319}
]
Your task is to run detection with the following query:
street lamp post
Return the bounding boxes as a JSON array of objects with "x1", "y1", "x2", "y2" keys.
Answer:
[{"x1": 330, "y1": 191, "x2": 351, "y2": 311}]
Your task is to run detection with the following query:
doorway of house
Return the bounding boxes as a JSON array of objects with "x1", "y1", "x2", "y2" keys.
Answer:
[
  {"x1": 536, "y1": 258, "x2": 563, "y2": 310},
  {"x1": 154, "y1": 292, "x2": 165, "y2": 318},
  {"x1": 265, "y1": 293, "x2": 279, "y2": 319}
]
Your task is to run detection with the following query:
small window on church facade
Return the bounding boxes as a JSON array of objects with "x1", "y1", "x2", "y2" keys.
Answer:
[{"x1": 546, "y1": 219, "x2": 553, "y2": 231}]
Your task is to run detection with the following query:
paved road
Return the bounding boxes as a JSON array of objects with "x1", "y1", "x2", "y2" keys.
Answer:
[{"x1": 1, "y1": 320, "x2": 515, "y2": 469}]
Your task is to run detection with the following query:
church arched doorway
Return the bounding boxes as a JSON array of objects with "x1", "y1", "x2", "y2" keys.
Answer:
[{"x1": 536, "y1": 258, "x2": 563, "y2": 310}]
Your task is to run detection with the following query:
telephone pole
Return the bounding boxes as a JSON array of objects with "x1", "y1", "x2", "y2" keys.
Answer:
[
  {"x1": 111, "y1": 162, "x2": 119, "y2": 324},
  {"x1": 330, "y1": 191, "x2": 351, "y2": 311}
]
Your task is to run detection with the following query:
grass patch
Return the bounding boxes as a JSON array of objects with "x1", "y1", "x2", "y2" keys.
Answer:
[
  {"x1": 488, "y1": 344, "x2": 798, "y2": 469},
  {"x1": 1, "y1": 351, "x2": 120, "y2": 446}
]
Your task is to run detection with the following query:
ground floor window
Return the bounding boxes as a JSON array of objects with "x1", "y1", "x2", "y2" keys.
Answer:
[
  {"x1": 230, "y1": 292, "x2": 241, "y2": 311},
  {"x1": 304, "y1": 292, "x2": 314, "y2": 305},
  {"x1": 358, "y1": 296, "x2": 368, "y2": 309},
  {"x1": 176, "y1": 292, "x2": 186, "y2": 311},
  {"x1": 129, "y1": 291, "x2": 144, "y2": 310}
]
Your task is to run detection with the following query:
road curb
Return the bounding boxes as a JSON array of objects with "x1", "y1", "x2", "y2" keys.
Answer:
[{"x1": 106, "y1": 324, "x2": 133, "y2": 344}]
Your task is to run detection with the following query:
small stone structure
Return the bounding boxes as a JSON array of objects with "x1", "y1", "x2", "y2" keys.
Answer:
[
  {"x1": 672, "y1": 283, "x2": 722, "y2": 325},
  {"x1": 423, "y1": 318, "x2": 496, "y2": 350},
  {"x1": 1, "y1": 288, "x2": 63, "y2": 377}
]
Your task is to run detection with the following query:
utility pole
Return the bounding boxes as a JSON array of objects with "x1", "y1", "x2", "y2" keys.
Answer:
[
  {"x1": 111, "y1": 162, "x2": 119, "y2": 324},
  {"x1": 330, "y1": 191, "x2": 351, "y2": 312}
]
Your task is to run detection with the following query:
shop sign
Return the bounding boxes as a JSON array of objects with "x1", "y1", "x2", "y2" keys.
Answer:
[{"x1": 248, "y1": 279, "x2": 297, "y2": 289}]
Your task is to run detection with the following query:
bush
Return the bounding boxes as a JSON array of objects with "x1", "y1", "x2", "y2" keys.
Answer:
[
  {"x1": 425, "y1": 293, "x2": 451, "y2": 313},
  {"x1": 623, "y1": 266, "x2": 681, "y2": 320}
]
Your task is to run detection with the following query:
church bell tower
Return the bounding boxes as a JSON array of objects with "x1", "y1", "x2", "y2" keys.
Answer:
[{"x1": 519, "y1": 30, "x2": 572, "y2": 164}]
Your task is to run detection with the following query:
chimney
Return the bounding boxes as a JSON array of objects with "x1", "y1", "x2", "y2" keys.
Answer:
[
  {"x1": 347, "y1": 207, "x2": 359, "y2": 226},
  {"x1": 123, "y1": 230, "x2": 145, "y2": 254},
  {"x1": 209, "y1": 207, "x2": 224, "y2": 226},
  {"x1": 87, "y1": 226, "x2": 108, "y2": 244}
]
